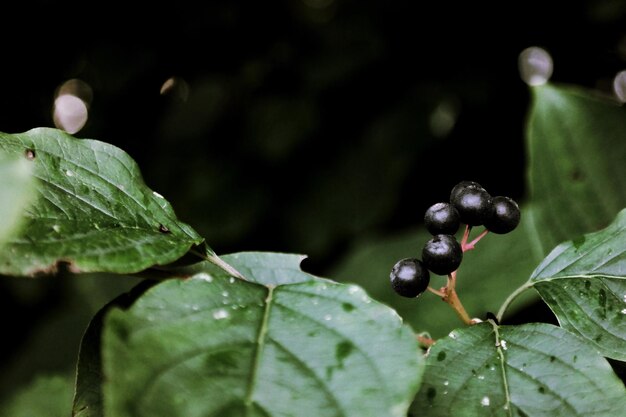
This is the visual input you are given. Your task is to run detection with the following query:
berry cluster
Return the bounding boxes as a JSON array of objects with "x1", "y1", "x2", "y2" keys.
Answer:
[{"x1": 390, "y1": 181, "x2": 520, "y2": 298}]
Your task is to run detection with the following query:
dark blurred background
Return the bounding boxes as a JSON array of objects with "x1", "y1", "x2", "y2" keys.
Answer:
[{"x1": 1, "y1": 0, "x2": 625, "y2": 396}]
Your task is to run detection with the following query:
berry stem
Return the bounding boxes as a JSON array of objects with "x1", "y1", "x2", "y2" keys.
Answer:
[
  {"x1": 460, "y1": 224, "x2": 472, "y2": 247},
  {"x1": 462, "y1": 228, "x2": 489, "y2": 252},
  {"x1": 416, "y1": 334, "x2": 436, "y2": 348},
  {"x1": 427, "y1": 286, "x2": 446, "y2": 297},
  {"x1": 443, "y1": 271, "x2": 472, "y2": 325}
]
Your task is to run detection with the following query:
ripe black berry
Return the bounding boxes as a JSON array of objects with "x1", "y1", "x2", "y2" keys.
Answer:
[
  {"x1": 422, "y1": 234, "x2": 463, "y2": 275},
  {"x1": 450, "y1": 183, "x2": 492, "y2": 226},
  {"x1": 484, "y1": 196, "x2": 521, "y2": 234},
  {"x1": 424, "y1": 202, "x2": 460, "y2": 235},
  {"x1": 449, "y1": 181, "x2": 484, "y2": 204},
  {"x1": 390, "y1": 258, "x2": 430, "y2": 298}
]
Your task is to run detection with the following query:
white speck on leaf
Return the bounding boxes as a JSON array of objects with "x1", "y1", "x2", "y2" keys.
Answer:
[
  {"x1": 324, "y1": 314, "x2": 332, "y2": 321},
  {"x1": 52, "y1": 225, "x2": 61, "y2": 233},
  {"x1": 195, "y1": 273, "x2": 213, "y2": 282},
  {"x1": 348, "y1": 285, "x2": 360, "y2": 295},
  {"x1": 212, "y1": 309, "x2": 229, "y2": 320},
  {"x1": 229, "y1": 277, "x2": 235, "y2": 284},
  {"x1": 481, "y1": 396, "x2": 490, "y2": 407},
  {"x1": 65, "y1": 170, "x2": 74, "y2": 177}
]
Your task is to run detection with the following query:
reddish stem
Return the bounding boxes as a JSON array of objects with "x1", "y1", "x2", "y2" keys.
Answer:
[
  {"x1": 443, "y1": 272, "x2": 472, "y2": 325},
  {"x1": 462, "y1": 228, "x2": 489, "y2": 252},
  {"x1": 417, "y1": 334, "x2": 436, "y2": 348},
  {"x1": 427, "y1": 286, "x2": 446, "y2": 297}
]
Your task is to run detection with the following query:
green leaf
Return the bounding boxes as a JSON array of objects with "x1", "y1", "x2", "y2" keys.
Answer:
[
  {"x1": 0, "y1": 153, "x2": 35, "y2": 248},
  {"x1": 330, "y1": 212, "x2": 542, "y2": 337},
  {"x1": 0, "y1": 128, "x2": 203, "y2": 276},
  {"x1": 73, "y1": 281, "x2": 155, "y2": 417},
  {"x1": 526, "y1": 84, "x2": 626, "y2": 255},
  {"x1": 97, "y1": 253, "x2": 423, "y2": 417},
  {"x1": 411, "y1": 322, "x2": 626, "y2": 417},
  {"x1": 0, "y1": 374, "x2": 73, "y2": 417},
  {"x1": 529, "y1": 208, "x2": 626, "y2": 360}
]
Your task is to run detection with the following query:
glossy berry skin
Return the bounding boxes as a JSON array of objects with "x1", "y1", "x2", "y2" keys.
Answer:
[
  {"x1": 424, "y1": 202, "x2": 460, "y2": 235},
  {"x1": 484, "y1": 196, "x2": 521, "y2": 234},
  {"x1": 390, "y1": 258, "x2": 430, "y2": 298},
  {"x1": 422, "y1": 234, "x2": 463, "y2": 275},
  {"x1": 449, "y1": 181, "x2": 484, "y2": 204},
  {"x1": 450, "y1": 185, "x2": 493, "y2": 226}
]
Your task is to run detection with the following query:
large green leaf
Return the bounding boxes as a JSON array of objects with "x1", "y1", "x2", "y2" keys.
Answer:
[
  {"x1": 78, "y1": 252, "x2": 423, "y2": 417},
  {"x1": 0, "y1": 128, "x2": 203, "y2": 276},
  {"x1": 330, "y1": 212, "x2": 542, "y2": 338},
  {"x1": 411, "y1": 322, "x2": 626, "y2": 417},
  {"x1": 527, "y1": 84, "x2": 626, "y2": 255},
  {"x1": 0, "y1": 374, "x2": 73, "y2": 417},
  {"x1": 529, "y1": 208, "x2": 626, "y2": 360},
  {"x1": 0, "y1": 154, "x2": 35, "y2": 248}
]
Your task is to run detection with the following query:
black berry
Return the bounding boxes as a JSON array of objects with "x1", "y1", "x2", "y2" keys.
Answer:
[
  {"x1": 450, "y1": 183, "x2": 492, "y2": 226},
  {"x1": 422, "y1": 234, "x2": 463, "y2": 275},
  {"x1": 424, "y1": 202, "x2": 460, "y2": 235},
  {"x1": 390, "y1": 258, "x2": 430, "y2": 298},
  {"x1": 484, "y1": 196, "x2": 521, "y2": 234},
  {"x1": 449, "y1": 181, "x2": 484, "y2": 204}
]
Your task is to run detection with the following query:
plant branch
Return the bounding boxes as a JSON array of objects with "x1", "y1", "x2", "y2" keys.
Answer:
[{"x1": 442, "y1": 271, "x2": 472, "y2": 325}]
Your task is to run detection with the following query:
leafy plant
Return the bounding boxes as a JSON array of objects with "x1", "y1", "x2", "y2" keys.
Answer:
[{"x1": 0, "y1": 82, "x2": 624, "y2": 417}]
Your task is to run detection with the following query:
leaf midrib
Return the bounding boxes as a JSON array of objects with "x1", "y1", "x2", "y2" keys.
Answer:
[{"x1": 244, "y1": 285, "x2": 275, "y2": 415}]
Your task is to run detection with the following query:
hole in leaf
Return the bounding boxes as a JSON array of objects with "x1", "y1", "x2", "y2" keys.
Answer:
[
  {"x1": 25, "y1": 148, "x2": 36, "y2": 160},
  {"x1": 159, "y1": 224, "x2": 171, "y2": 234}
]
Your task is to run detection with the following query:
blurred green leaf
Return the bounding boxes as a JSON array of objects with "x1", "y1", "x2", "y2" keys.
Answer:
[
  {"x1": 0, "y1": 153, "x2": 34, "y2": 248},
  {"x1": 331, "y1": 212, "x2": 541, "y2": 338},
  {"x1": 0, "y1": 128, "x2": 203, "y2": 276},
  {"x1": 526, "y1": 84, "x2": 626, "y2": 255},
  {"x1": 92, "y1": 253, "x2": 422, "y2": 417},
  {"x1": 529, "y1": 208, "x2": 626, "y2": 360},
  {"x1": 412, "y1": 323, "x2": 626, "y2": 417},
  {"x1": 0, "y1": 374, "x2": 73, "y2": 417}
]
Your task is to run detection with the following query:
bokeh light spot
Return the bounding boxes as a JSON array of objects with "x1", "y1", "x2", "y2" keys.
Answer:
[
  {"x1": 53, "y1": 94, "x2": 88, "y2": 134},
  {"x1": 613, "y1": 70, "x2": 626, "y2": 103},
  {"x1": 160, "y1": 76, "x2": 189, "y2": 102},
  {"x1": 518, "y1": 47, "x2": 553, "y2": 86},
  {"x1": 52, "y1": 79, "x2": 92, "y2": 134},
  {"x1": 429, "y1": 98, "x2": 460, "y2": 138}
]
